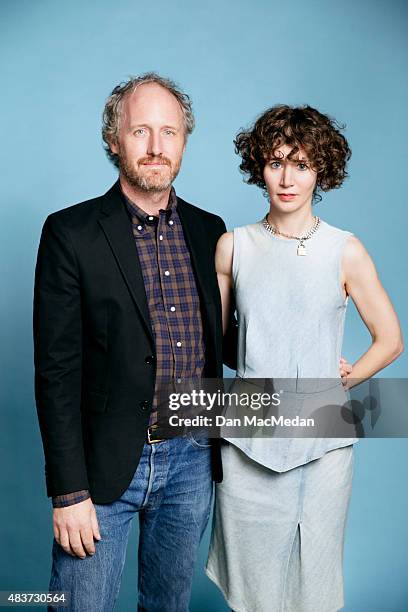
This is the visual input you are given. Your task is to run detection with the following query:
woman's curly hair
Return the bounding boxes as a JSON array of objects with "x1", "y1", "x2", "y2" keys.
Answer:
[{"x1": 234, "y1": 105, "x2": 351, "y2": 201}]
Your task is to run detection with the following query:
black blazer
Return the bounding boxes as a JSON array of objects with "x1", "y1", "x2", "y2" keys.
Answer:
[{"x1": 33, "y1": 181, "x2": 236, "y2": 504}]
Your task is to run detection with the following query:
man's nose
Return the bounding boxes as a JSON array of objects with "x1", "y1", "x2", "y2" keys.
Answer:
[
  {"x1": 146, "y1": 131, "x2": 163, "y2": 157},
  {"x1": 280, "y1": 164, "x2": 295, "y2": 188}
]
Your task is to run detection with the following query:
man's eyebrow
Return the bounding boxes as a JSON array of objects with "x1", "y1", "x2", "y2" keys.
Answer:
[{"x1": 129, "y1": 124, "x2": 180, "y2": 131}]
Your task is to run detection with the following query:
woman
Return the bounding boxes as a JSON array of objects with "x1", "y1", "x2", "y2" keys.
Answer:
[{"x1": 206, "y1": 105, "x2": 403, "y2": 612}]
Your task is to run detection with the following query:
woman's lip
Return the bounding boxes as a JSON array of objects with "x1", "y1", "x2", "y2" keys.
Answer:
[{"x1": 278, "y1": 193, "x2": 297, "y2": 199}]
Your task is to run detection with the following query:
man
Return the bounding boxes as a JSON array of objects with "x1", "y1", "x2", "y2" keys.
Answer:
[{"x1": 33, "y1": 73, "x2": 234, "y2": 611}]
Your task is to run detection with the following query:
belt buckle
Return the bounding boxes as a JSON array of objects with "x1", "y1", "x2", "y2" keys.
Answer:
[{"x1": 147, "y1": 424, "x2": 164, "y2": 445}]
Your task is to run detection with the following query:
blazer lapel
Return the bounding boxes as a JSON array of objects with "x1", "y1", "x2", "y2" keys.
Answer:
[
  {"x1": 177, "y1": 198, "x2": 215, "y2": 299},
  {"x1": 98, "y1": 182, "x2": 154, "y2": 345}
]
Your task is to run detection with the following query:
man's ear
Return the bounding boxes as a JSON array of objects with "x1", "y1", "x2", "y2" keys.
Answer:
[{"x1": 109, "y1": 139, "x2": 118, "y2": 155}]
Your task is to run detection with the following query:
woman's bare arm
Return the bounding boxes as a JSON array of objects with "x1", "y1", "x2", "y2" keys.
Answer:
[
  {"x1": 342, "y1": 236, "x2": 403, "y2": 386},
  {"x1": 215, "y1": 232, "x2": 234, "y2": 335}
]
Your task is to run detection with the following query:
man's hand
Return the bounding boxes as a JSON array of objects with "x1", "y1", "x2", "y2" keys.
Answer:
[
  {"x1": 339, "y1": 356, "x2": 353, "y2": 385},
  {"x1": 53, "y1": 498, "x2": 101, "y2": 559}
]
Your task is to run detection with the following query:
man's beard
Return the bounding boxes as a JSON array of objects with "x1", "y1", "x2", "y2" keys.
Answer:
[{"x1": 118, "y1": 151, "x2": 181, "y2": 193}]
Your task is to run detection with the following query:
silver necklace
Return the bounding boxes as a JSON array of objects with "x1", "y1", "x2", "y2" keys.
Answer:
[{"x1": 262, "y1": 214, "x2": 321, "y2": 256}]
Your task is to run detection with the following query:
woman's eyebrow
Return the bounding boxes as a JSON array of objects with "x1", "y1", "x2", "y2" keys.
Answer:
[{"x1": 269, "y1": 155, "x2": 309, "y2": 162}]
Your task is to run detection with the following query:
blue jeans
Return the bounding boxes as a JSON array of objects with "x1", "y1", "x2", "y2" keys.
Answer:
[{"x1": 49, "y1": 435, "x2": 213, "y2": 611}]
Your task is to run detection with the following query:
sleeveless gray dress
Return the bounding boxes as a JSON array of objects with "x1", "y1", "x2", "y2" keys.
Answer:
[{"x1": 206, "y1": 220, "x2": 357, "y2": 612}]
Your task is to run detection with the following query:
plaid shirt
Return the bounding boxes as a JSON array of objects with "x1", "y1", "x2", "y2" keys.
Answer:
[{"x1": 52, "y1": 187, "x2": 205, "y2": 508}]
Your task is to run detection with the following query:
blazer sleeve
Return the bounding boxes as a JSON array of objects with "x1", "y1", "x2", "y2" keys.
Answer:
[
  {"x1": 33, "y1": 214, "x2": 89, "y2": 497},
  {"x1": 214, "y1": 217, "x2": 238, "y2": 372}
]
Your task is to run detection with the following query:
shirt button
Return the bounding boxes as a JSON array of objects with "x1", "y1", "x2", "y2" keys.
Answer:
[
  {"x1": 177, "y1": 378, "x2": 182, "y2": 384},
  {"x1": 168, "y1": 220, "x2": 174, "y2": 226},
  {"x1": 148, "y1": 216, "x2": 154, "y2": 221},
  {"x1": 164, "y1": 271, "x2": 170, "y2": 276},
  {"x1": 137, "y1": 225, "x2": 143, "y2": 231},
  {"x1": 170, "y1": 306, "x2": 176, "y2": 312},
  {"x1": 176, "y1": 341, "x2": 182, "y2": 347},
  {"x1": 159, "y1": 235, "x2": 163, "y2": 241}
]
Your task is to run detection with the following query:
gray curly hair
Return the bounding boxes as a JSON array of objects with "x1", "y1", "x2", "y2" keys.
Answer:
[{"x1": 102, "y1": 72, "x2": 195, "y2": 167}]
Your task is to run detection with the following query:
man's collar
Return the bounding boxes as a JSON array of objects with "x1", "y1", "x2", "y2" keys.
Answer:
[{"x1": 121, "y1": 185, "x2": 177, "y2": 224}]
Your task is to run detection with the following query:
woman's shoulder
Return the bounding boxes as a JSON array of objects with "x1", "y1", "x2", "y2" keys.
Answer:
[
  {"x1": 319, "y1": 219, "x2": 354, "y2": 242},
  {"x1": 232, "y1": 220, "x2": 264, "y2": 238}
]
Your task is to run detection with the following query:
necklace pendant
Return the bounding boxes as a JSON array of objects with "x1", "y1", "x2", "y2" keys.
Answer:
[{"x1": 297, "y1": 243, "x2": 307, "y2": 256}]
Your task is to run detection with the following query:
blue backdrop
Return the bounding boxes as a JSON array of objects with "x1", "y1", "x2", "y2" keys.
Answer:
[{"x1": 1, "y1": 0, "x2": 407, "y2": 610}]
